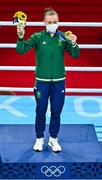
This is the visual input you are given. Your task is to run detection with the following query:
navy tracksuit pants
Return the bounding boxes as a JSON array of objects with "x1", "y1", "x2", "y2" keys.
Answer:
[{"x1": 34, "y1": 80, "x2": 65, "y2": 138}]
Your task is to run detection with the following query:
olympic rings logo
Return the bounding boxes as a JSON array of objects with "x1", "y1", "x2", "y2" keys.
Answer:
[{"x1": 41, "y1": 165, "x2": 65, "y2": 177}]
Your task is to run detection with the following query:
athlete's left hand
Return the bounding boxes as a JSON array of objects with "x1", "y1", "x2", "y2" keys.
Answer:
[
  {"x1": 68, "y1": 33, "x2": 77, "y2": 44},
  {"x1": 65, "y1": 31, "x2": 77, "y2": 44}
]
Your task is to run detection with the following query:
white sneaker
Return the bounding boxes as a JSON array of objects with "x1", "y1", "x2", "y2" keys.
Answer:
[
  {"x1": 33, "y1": 138, "x2": 44, "y2": 152},
  {"x1": 48, "y1": 137, "x2": 62, "y2": 152}
]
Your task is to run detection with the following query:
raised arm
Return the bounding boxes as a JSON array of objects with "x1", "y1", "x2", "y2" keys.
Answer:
[
  {"x1": 16, "y1": 27, "x2": 38, "y2": 54},
  {"x1": 65, "y1": 32, "x2": 80, "y2": 58}
]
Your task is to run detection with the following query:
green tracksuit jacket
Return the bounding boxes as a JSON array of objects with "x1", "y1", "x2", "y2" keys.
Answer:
[{"x1": 16, "y1": 30, "x2": 80, "y2": 82}]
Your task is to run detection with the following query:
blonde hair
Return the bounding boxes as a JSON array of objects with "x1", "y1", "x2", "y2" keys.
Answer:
[{"x1": 44, "y1": 8, "x2": 58, "y2": 19}]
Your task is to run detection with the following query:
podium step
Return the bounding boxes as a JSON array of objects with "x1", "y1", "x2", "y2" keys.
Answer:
[
  {"x1": 0, "y1": 124, "x2": 98, "y2": 144},
  {"x1": 0, "y1": 124, "x2": 102, "y2": 179}
]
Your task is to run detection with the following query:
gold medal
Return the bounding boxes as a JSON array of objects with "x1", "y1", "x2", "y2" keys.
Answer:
[{"x1": 65, "y1": 31, "x2": 73, "y2": 39}]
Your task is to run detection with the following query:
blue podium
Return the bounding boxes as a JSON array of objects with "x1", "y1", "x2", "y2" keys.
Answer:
[{"x1": 0, "y1": 124, "x2": 102, "y2": 179}]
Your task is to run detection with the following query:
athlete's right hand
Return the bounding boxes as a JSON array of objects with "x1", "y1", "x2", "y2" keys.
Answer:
[{"x1": 17, "y1": 27, "x2": 25, "y2": 38}]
